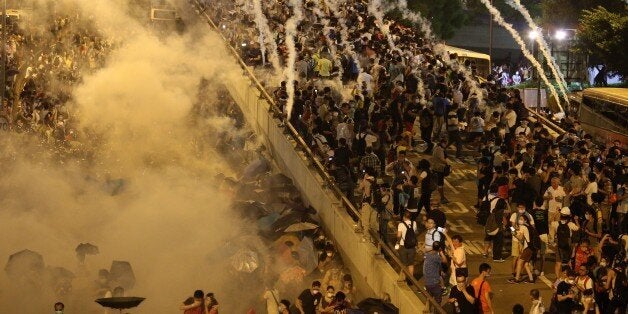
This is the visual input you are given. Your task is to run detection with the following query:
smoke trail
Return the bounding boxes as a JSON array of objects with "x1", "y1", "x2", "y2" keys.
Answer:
[
  {"x1": 390, "y1": 1, "x2": 484, "y2": 106},
  {"x1": 284, "y1": 0, "x2": 304, "y2": 118},
  {"x1": 507, "y1": 0, "x2": 570, "y2": 104},
  {"x1": 325, "y1": 0, "x2": 363, "y2": 79},
  {"x1": 417, "y1": 72, "x2": 426, "y2": 105},
  {"x1": 250, "y1": 0, "x2": 282, "y2": 74},
  {"x1": 368, "y1": 0, "x2": 398, "y2": 52},
  {"x1": 311, "y1": 2, "x2": 344, "y2": 81},
  {"x1": 479, "y1": 0, "x2": 563, "y2": 111}
]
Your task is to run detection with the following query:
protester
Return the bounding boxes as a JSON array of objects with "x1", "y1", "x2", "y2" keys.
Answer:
[{"x1": 471, "y1": 263, "x2": 495, "y2": 314}]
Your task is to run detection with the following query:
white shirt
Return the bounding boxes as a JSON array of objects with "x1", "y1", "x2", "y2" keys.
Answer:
[
  {"x1": 425, "y1": 228, "x2": 442, "y2": 251},
  {"x1": 545, "y1": 186, "x2": 566, "y2": 212},
  {"x1": 449, "y1": 245, "x2": 467, "y2": 285},
  {"x1": 514, "y1": 125, "x2": 531, "y2": 136},
  {"x1": 263, "y1": 288, "x2": 279, "y2": 314},
  {"x1": 397, "y1": 220, "x2": 418, "y2": 246},
  {"x1": 584, "y1": 181, "x2": 598, "y2": 205}
]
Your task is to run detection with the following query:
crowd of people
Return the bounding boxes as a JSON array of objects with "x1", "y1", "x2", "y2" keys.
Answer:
[
  {"x1": 0, "y1": 5, "x2": 114, "y2": 150},
  {"x1": 203, "y1": 0, "x2": 628, "y2": 313}
]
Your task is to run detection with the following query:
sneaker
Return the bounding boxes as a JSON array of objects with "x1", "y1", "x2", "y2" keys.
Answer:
[
  {"x1": 507, "y1": 278, "x2": 521, "y2": 284},
  {"x1": 492, "y1": 259, "x2": 506, "y2": 263}
]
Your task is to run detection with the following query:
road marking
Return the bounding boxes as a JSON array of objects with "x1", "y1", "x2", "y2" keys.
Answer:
[
  {"x1": 443, "y1": 202, "x2": 469, "y2": 214},
  {"x1": 463, "y1": 240, "x2": 485, "y2": 255},
  {"x1": 446, "y1": 219, "x2": 474, "y2": 234},
  {"x1": 444, "y1": 179, "x2": 460, "y2": 194},
  {"x1": 539, "y1": 274, "x2": 553, "y2": 289}
]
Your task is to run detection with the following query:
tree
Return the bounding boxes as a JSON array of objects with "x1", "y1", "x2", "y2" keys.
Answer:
[
  {"x1": 540, "y1": 0, "x2": 625, "y2": 29},
  {"x1": 575, "y1": 6, "x2": 628, "y2": 77}
]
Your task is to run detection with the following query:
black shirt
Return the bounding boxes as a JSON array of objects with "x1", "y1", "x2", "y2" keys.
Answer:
[
  {"x1": 556, "y1": 281, "x2": 578, "y2": 314},
  {"x1": 449, "y1": 285, "x2": 476, "y2": 314},
  {"x1": 298, "y1": 289, "x2": 322, "y2": 314},
  {"x1": 531, "y1": 207, "x2": 549, "y2": 235}
]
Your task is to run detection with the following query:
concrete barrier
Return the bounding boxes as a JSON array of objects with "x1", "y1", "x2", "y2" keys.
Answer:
[{"x1": 222, "y1": 68, "x2": 426, "y2": 313}]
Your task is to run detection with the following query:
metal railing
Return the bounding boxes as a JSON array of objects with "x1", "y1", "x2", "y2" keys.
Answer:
[{"x1": 190, "y1": 1, "x2": 446, "y2": 312}]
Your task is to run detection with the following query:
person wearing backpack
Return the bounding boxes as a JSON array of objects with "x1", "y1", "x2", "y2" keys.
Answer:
[
  {"x1": 508, "y1": 215, "x2": 537, "y2": 283},
  {"x1": 550, "y1": 207, "x2": 580, "y2": 279},
  {"x1": 396, "y1": 211, "x2": 418, "y2": 283},
  {"x1": 482, "y1": 186, "x2": 508, "y2": 262}
]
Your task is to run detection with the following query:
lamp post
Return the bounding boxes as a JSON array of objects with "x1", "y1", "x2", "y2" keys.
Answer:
[
  {"x1": 488, "y1": 0, "x2": 493, "y2": 66},
  {"x1": 528, "y1": 29, "x2": 541, "y2": 111}
]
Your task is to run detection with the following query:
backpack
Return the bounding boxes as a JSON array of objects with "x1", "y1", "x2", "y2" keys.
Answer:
[
  {"x1": 419, "y1": 110, "x2": 432, "y2": 128},
  {"x1": 527, "y1": 225, "x2": 541, "y2": 252},
  {"x1": 484, "y1": 198, "x2": 502, "y2": 236},
  {"x1": 556, "y1": 222, "x2": 572, "y2": 250},
  {"x1": 354, "y1": 133, "x2": 367, "y2": 156},
  {"x1": 426, "y1": 171, "x2": 438, "y2": 192},
  {"x1": 403, "y1": 221, "x2": 417, "y2": 248},
  {"x1": 476, "y1": 197, "x2": 497, "y2": 225}
]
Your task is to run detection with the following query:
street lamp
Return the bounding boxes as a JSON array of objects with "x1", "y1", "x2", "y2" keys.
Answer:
[
  {"x1": 528, "y1": 29, "x2": 539, "y2": 40},
  {"x1": 554, "y1": 29, "x2": 568, "y2": 41}
]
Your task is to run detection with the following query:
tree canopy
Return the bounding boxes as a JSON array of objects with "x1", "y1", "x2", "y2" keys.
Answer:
[
  {"x1": 575, "y1": 6, "x2": 628, "y2": 77},
  {"x1": 540, "y1": 0, "x2": 626, "y2": 29}
]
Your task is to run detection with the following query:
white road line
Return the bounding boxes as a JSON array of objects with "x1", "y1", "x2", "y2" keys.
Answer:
[
  {"x1": 539, "y1": 274, "x2": 553, "y2": 289},
  {"x1": 444, "y1": 179, "x2": 460, "y2": 194}
]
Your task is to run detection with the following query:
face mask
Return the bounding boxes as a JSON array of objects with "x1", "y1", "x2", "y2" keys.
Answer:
[
  {"x1": 327, "y1": 293, "x2": 334, "y2": 298},
  {"x1": 312, "y1": 289, "x2": 320, "y2": 295},
  {"x1": 554, "y1": 150, "x2": 560, "y2": 155},
  {"x1": 278, "y1": 305, "x2": 286, "y2": 312},
  {"x1": 55, "y1": 312, "x2": 63, "y2": 314},
  {"x1": 566, "y1": 279, "x2": 575, "y2": 284},
  {"x1": 518, "y1": 209, "x2": 525, "y2": 214},
  {"x1": 600, "y1": 261, "x2": 607, "y2": 267},
  {"x1": 326, "y1": 252, "x2": 333, "y2": 257}
]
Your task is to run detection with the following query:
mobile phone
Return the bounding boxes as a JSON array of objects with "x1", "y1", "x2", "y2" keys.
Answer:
[
  {"x1": 437, "y1": 227, "x2": 445, "y2": 233},
  {"x1": 510, "y1": 226, "x2": 515, "y2": 232}
]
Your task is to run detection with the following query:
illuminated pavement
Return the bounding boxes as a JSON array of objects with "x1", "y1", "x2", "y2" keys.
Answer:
[{"x1": 407, "y1": 147, "x2": 555, "y2": 313}]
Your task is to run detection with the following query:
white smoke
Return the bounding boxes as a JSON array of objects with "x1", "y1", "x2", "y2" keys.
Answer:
[
  {"x1": 325, "y1": 0, "x2": 363, "y2": 78},
  {"x1": 368, "y1": 0, "x2": 398, "y2": 52},
  {"x1": 480, "y1": 0, "x2": 563, "y2": 111},
  {"x1": 391, "y1": 1, "x2": 485, "y2": 106},
  {"x1": 312, "y1": 1, "x2": 344, "y2": 81},
  {"x1": 507, "y1": 0, "x2": 570, "y2": 105},
  {"x1": 250, "y1": 0, "x2": 282, "y2": 73},
  {"x1": 284, "y1": 0, "x2": 304, "y2": 119}
]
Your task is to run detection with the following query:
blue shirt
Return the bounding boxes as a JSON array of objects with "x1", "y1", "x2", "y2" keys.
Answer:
[{"x1": 432, "y1": 96, "x2": 450, "y2": 117}]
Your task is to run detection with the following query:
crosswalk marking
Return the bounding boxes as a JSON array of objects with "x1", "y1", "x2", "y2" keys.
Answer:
[{"x1": 463, "y1": 240, "x2": 485, "y2": 255}]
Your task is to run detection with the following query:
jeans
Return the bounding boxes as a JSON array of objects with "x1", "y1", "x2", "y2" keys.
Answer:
[{"x1": 433, "y1": 116, "x2": 445, "y2": 140}]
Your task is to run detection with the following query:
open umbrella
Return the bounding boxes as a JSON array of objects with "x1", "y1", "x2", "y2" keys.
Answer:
[
  {"x1": 296, "y1": 237, "x2": 318, "y2": 274},
  {"x1": 75, "y1": 243, "x2": 99, "y2": 263},
  {"x1": 284, "y1": 222, "x2": 319, "y2": 233},
  {"x1": 5, "y1": 249, "x2": 45, "y2": 279},
  {"x1": 357, "y1": 298, "x2": 399, "y2": 314},
  {"x1": 257, "y1": 212, "x2": 280, "y2": 232},
  {"x1": 241, "y1": 157, "x2": 270, "y2": 180},
  {"x1": 230, "y1": 248, "x2": 259, "y2": 273},
  {"x1": 96, "y1": 297, "x2": 145, "y2": 312},
  {"x1": 109, "y1": 261, "x2": 135, "y2": 290}
]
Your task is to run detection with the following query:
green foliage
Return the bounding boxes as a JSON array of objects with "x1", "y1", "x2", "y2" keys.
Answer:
[
  {"x1": 575, "y1": 6, "x2": 628, "y2": 77},
  {"x1": 540, "y1": 0, "x2": 625, "y2": 28},
  {"x1": 384, "y1": 0, "x2": 469, "y2": 40},
  {"x1": 465, "y1": 0, "x2": 543, "y2": 24}
]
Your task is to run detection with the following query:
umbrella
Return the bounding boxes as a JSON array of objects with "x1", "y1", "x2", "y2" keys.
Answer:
[
  {"x1": 109, "y1": 261, "x2": 135, "y2": 290},
  {"x1": 241, "y1": 157, "x2": 270, "y2": 180},
  {"x1": 230, "y1": 248, "x2": 259, "y2": 273},
  {"x1": 75, "y1": 243, "x2": 99, "y2": 262},
  {"x1": 263, "y1": 173, "x2": 293, "y2": 188},
  {"x1": 296, "y1": 237, "x2": 318, "y2": 274},
  {"x1": 95, "y1": 297, "x2": 145, "y2": 310},
  {"x1": 357, "y1": 298, "x2": 399, "y2": 314},
  {"x1": 257, "y1": 212, "x2": 280, "y2": 232},
  {"x1": 5, "y1": 249, "x2": 45, "y2": 278},
  {"x1": 271, "y1": 212, "x2": 317, "y2": 233},
  {"x1": 284, "y1": 222, "x2": 319, "y2": 233}
]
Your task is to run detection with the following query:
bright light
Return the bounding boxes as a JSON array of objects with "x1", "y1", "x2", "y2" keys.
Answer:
[
  {"x1": 555, "y1": 30, "x2": 568, "y2": 41},
  {"x1": 241, "y1": 43, "x2": 247, "y2": 47},
  {"x1": 528, "y1": 30, "x2": 539, "y2": 40}
]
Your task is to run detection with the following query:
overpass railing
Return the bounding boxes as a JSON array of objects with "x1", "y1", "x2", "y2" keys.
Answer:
[{"x1": 191, "y1": 1, "x2": 446, "y2": 312}]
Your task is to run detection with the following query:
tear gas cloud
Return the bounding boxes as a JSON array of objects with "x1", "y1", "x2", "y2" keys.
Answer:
[{"x1": 0, "y1": 0, "x2": 263, "y2": 313}]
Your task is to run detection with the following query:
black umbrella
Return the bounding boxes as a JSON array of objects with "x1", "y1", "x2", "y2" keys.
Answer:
[
  {"x1": 357, "y1": 298, "x2": 399, "y2": 314},
  {"x1": 109, "y1": 261, "x2": 135, "y2": 290},
  {"x1": 271, "y1": 212, "x2": 319, "y2": 233},
  {"x1": 75, "y1": 243, "x2": 99, "y2": 263},
  {"x1": 95, "y1": 297, "x2": 145, "y2": 311},
  {"x1": 5, "y1": 249, "x2": 45, "y2": 278},
  {"x1": 262, "y1": 173, "x2": 293, "y2": 188}
]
